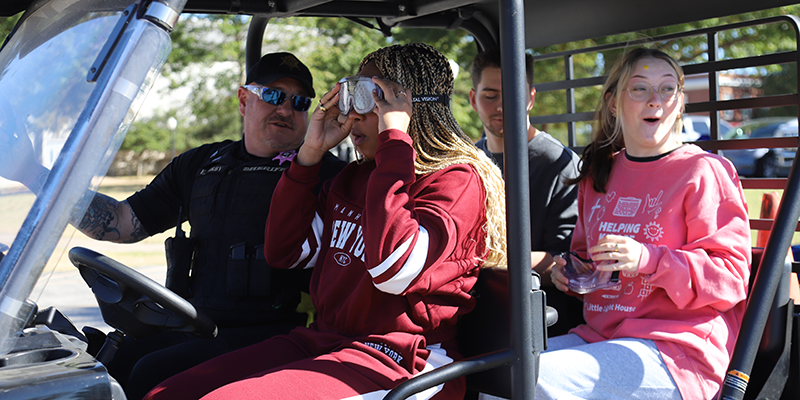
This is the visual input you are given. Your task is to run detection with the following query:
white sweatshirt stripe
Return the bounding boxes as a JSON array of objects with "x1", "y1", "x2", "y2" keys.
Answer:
[
  {"x1": 288, "y1": 213, "x2": 324, "y2": 269},
  {"x1": 371, "y1": 225, "x2": 430, "y2": 294}
]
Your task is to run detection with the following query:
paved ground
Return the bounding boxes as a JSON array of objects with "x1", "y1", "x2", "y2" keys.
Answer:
[
  {"x1": 2, "y1": 175, "x2": 189, "y2": 340},
  {"x1": 32, "y1": 264, "x2": 165, "y2": 333}
]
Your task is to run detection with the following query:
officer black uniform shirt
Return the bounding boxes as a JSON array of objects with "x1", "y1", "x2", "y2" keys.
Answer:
[{"x1": 127, "y1": 139, "x2": 346, "y2": 327}]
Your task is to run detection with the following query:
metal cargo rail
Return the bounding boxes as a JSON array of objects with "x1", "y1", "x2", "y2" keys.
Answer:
[{"x1": 389, "y1": 14, "x2": 800, "y2": 400}]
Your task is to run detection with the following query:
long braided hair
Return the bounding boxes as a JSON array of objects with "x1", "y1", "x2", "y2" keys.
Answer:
[{"x1": 360, "y1": 43, "x2": 507, "y2": 268}]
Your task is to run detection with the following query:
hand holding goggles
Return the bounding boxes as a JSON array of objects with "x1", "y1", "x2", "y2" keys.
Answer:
[
  {"x1": 242, "y1": 85, "x2": 313, "y2": 112},
  {"x1": 337, "y1": 76, "x2": 450, "y2": 115},
  {"x1": 560, "y1": 251, "x2": 621, "y2": 294}
]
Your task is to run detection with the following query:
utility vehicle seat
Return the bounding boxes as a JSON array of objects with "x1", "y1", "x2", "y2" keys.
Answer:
[
  {"x1": 744, "y1": 247, "x2": 798, "y2": 400},
  {"x1": 384, "y1": 266, "x2": 557, "y2": 400},
  {"x1": 457, "y1": 266, "x2": 558, "y2": 399}
]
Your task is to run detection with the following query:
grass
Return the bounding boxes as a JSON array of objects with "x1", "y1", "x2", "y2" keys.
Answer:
[
  {"x1": 49, "y1": 176, "x2": 174, "y2": 272},
  {"x1": 744, "y1": 188, "x2": 800, "y2": 248},
  {"x1": 0, "y1": 176, "x2": 169, "y2": 273}
]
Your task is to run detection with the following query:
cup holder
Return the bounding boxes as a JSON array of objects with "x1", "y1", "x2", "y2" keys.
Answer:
[{"x1": 0, "y1": 348, "x2": 76, "y2": 367}]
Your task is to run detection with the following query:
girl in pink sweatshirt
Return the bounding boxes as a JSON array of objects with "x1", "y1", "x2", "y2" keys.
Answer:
[{"x1": 543, "y1": 48, "x2": 751, "y2": 400}]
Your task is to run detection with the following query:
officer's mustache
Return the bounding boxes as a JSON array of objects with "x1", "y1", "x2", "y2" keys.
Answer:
[{"x1": 266, "y1": 115, "x2": 295, "y2": 130}]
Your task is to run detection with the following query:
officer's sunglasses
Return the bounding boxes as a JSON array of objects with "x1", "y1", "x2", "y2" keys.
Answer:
[{"x1": 242, "y1": 85, "x2": 313, "y2": 112}]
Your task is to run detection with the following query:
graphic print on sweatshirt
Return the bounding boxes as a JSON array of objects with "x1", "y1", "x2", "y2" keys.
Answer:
[
  {"x1": 329, "y1": 203, "x2": 365, "y2": 267},
  {"x1": 645, "y1": 190, "x2": 664, "y2": 219},
  {"x1": 584, "y1": 189, "x2": 666, "y2": 308},
  {"x1": 595, "y1": 189, "x2": 664, "y2": 244}
]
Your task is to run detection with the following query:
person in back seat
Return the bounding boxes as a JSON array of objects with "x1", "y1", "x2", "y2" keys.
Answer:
[
  {"x1": 496, "y1": 48, "x2": 750, "y2": 400},
  {"x1": 144, "y1": 42, "x2": 507, "y2": 400},
  {"x1": 469, "y1": 47, "x2": 583, "y2": 336}
]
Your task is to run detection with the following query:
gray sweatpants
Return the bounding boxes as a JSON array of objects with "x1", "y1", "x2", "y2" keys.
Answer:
[{"x1": 480, "y1": 334, "x2": 682, "y2": 400}]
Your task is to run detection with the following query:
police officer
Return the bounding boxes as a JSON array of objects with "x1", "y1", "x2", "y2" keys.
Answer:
[{"x1": 75, "y1": 52, "x2": 346, "y2": 399}]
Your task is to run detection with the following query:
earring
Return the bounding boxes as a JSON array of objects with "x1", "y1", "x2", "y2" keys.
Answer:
[{"x1": 355, "y1": 148, "x2": 366, "y2": 165}]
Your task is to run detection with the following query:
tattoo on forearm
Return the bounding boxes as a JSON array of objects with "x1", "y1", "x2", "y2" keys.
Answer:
[
  {"x1": 124, "y1": 208, "x2": 149, "y2": 243},
  {"x1": 79, "y1": 195, "x2": 121, "y2": 241}
]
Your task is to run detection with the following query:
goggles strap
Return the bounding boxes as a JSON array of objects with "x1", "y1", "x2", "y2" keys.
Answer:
[{"x1": 411, "y1": 94, "x2": 449, "y2": 105}]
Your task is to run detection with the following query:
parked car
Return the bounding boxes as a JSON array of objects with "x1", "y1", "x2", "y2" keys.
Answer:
[
  {"x1": 719, "y1": 117, "x2": 798, "y2": 177},
  {"x1": 680, "y1": 115, "x2": 733, "y2": 142}
]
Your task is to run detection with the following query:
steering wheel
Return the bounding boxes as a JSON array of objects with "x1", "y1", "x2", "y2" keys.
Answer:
[{"x1": 69, "y1": 247, "x2": 217, "y2": 340}]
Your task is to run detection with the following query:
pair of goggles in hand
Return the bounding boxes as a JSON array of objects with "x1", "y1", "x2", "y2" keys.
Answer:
[
  {"x1": 242, "y1": 85, "x2": 313, "y2": 112},
  {"x1": 338, "y1": 76, "x2": 450, "y2": 115},
  {"x1": 560, "y1": 251, "x2": 621, "y2": 294}
]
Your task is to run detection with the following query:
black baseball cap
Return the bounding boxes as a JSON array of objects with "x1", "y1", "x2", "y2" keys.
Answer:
[{"x1": 246, "y1": 52, "x2": 315, "y2": 98}]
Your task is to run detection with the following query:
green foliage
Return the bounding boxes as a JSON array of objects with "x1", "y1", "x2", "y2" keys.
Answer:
[
  {"x1": 757, "y1": 62, "x2": 798, "y2": 118},
  {"x1": 125, "y1": 115, "x2": 173, "y2": 153},
  {"x1": 125, "y1": 6, "x2": 800, "y2": 154},
  {"x1": 263, "y1": 18, "x2": 484, "y2": 139},
  {"x1": 264, "y1": 17, "x2": 389, "y2": 97},
  {"x1": 128, "y1": 15, "x2": 247, "y2": 154},
  {"x1": 0, "y1": 13, "x2": 20, "y2": 44},
  {"x1": 529, "y1": 5, "x2": 800, "y2": 143},
  {"x1": 5, "y1": 5, "x2": 800, "y2": 156},
  {"x1": 392, "y1": 27, "x2": 482, "y2": 139},
  {"x1": 182, "y1": 90, "x2": 243, "y2": 148}
]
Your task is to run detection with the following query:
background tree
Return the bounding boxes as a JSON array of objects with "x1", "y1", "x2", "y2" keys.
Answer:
[
  {"x1": 0, "y1": 13, "x2": 20, "y2": 45},
  {"x1": 530, "y1": 5, "x2": 800, "y2": 145},
  {"x1": 248, "y1": 17, "x2": 483, "y2": 138},
  {"x1": 127, "y1": 15, "x2": 484, "y2": 157},
  {"x1": 2, "y1": 5, "x2": 800, "y2": 159},
  {"x1": 126, "y1": 15, "x2": 249, "y2": 155}
]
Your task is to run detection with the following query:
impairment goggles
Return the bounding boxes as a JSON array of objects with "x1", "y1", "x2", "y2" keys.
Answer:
[
  {"x1": 338, "y1": 76, "x2": 450, "y2": 115},
  {"x1": 561, "y1": 251, "x2": 621, "y2": 294},
  {"x1": 338, "y1": 76, "x2": 384, "y2": 115},
  {"x1": 242, "y1": 85, "x2": 313, "y2": 112}
]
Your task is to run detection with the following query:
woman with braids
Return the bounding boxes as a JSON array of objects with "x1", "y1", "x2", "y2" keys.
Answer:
[
  {"x1": 144, "y1": 42, "x2": 506, "y2": 400},
  {"x1": 517, "y1": 48, "x2": 750, "y2": 399}
]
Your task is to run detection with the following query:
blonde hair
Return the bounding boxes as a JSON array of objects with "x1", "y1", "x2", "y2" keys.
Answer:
[
  {"x1": 571, "y1": 47, "x2": 685, "y2": 193},
  {"x1": 360, "y1": 43, "x2": 507, "y2": 268}
]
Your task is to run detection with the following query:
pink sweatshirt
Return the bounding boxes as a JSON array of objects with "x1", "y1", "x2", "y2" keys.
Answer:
[{"x1": 570, "y1": 144, "x2": 751, "y2": 399}]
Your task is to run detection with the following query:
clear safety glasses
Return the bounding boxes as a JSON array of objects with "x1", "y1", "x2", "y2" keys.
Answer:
[
  {"x1": 338, "y1": 76, "x2": 384, "y2": 115},
  {"x1": 242, "y1": 85, "x2": 313, "y2": 112},
  {"x1": 626, "y1": 82, "x2": 682, "y2": 102},
  {"x1": 561, "y1": 251, "x2": 621, "y2": 294}
]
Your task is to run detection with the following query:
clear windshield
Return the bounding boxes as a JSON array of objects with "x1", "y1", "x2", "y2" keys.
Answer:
[{"x1": 0, "y1": 0, "x2": 171, "y2": 355}]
